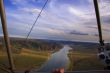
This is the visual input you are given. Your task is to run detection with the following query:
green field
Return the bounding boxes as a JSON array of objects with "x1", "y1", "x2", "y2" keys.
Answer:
[
  {"x1": 0, "y1": 37, "x2": 63, "y2": 73},
  {"x1": 0, "y1": 37, "x2": 107, "y2": 72},
  {"x1": 68, "y1": 50, "x2": 105, "y2": 71},
  {"x1": 0, "y1": 48, "x2": 51, "y2": 73}
]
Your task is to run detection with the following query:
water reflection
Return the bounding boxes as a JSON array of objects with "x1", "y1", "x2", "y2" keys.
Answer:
[{"x1": 36, "y1": 45, "x2": 72, "y2": 72}]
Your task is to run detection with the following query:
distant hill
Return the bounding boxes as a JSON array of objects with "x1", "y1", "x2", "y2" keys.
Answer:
[
  {"x1": 0, "y1": 37, "x2": 63, "y2": 53},
  {"x1": 0, "y1": 36, "x2": 104, "y2": 53}
]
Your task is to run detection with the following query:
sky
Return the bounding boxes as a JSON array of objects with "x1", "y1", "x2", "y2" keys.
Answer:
[{"x1": 0, "y1": 0, "x2": 110, "y2": 42}]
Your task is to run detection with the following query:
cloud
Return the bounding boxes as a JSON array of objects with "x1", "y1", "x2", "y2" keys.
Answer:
[
  {"x1": 18, "y1": 7, "x2": 45, "y2": 14},
  {"x1": 10, "y1": 0, "x2": 36, "y2": 4},
  {"x1": 1, "y1": 0, "x2": 110, "y2": 42},
  {"x1": 94, "y1": 34, "x2": 99, "y2": 37},
  {"x1": 68, "y1": 6, "x2": 95, "y2": 19},
  {"x1": 88, "y1": 26, "x2": 110, "y2": 32},
  {"x1": 10, "y1": 0, "x2": 29, "y2": 5},
  {"x1": 69, "y1": 30, "x2": 88, "y2": 35},
  {"x1": 101, "y1": 15, "x2": 110, "y2": 25}
]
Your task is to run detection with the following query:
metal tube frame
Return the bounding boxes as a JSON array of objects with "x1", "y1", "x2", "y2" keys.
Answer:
[
  {"x1": 93, "y1": 0, "x2": 104, "y2": 46},
  {"x1": 0, "y1": 0, "x2": 15, "y2": 73}
]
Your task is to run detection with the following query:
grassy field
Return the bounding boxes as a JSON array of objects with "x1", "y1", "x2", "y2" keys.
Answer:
[
  {"x1": 0, "y1": 48, "x2": 51, "y2": 73},
  {"x1": 68, "y1": 50, "x2": 105, "y2": 71},
  {"x1": 0, "y1": 37, "x2": 62, "y2": 73}
]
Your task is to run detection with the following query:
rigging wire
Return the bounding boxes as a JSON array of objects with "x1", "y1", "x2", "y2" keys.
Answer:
[{"x1": 25, "y1": 0, "x2": 49, "y2": 41}]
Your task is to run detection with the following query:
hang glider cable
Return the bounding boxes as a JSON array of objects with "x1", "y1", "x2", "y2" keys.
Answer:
[{"x1": 25, "y1": 0, "x2": 49, "y2": 41}]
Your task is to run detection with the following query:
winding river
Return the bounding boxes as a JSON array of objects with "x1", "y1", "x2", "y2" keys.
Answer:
[{"x1": 31, "y1": 45, "x2": 72, "y2": 73}]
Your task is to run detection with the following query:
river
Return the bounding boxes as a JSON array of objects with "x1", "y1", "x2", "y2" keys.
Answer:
[{"x1": 31, "y1": 45, "x2": 72, "y2": 73}]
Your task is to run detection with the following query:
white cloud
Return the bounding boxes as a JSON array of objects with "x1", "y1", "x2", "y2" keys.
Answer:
[
  {"x1": 11, "y1": 0, "x2": 27, "y2": 5},
  {"x1": 68, "y1": 6, "x2": 95, "y2": 19},
  {"x1": 18, "y1": 8, "x2": 43, "y2": 14},
  {"x1": 99, "y1": 0, "x2": 110, "y2": 16},
  {"x1": 2, "y1": 0, "x2": 110, "y2": 42}
]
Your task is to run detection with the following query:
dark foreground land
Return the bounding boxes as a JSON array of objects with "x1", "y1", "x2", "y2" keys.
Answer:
[
  {"x1": 0, "y1": 37, "x2": 62, "y2": 73},
  {"x1": 0, "y1": 37, "x2": 109, "y2": 73},
  {"x1": 68, "y1": 44, "x2": 105, "y2": 71}
]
